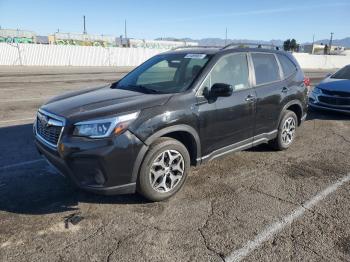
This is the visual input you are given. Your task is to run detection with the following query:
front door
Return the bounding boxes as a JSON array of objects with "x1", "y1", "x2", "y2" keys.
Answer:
[{"x1": 196, "y1": 53, "x2": 256, "y2": 156}]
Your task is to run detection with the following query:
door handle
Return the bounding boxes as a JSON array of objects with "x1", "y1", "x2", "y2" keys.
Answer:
[
  {"x1": 245, "y1": 94, "x2": 255, "y2": 102},
  {"x1": 282, "y1": 87, "x2": 289, "y2": 93}
]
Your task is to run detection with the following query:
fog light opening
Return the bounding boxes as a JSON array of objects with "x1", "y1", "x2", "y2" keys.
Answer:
[{"x1": 94, "y1": 169, "x2": 106, "y2": 185}]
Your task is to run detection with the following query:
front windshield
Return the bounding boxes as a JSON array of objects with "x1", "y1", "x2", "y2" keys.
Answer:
[
  {"x1": 114, "y1": 53, "x2": 211, "y2": 94},
  {"x1": 331, "y1": 65, "x2": 350, "y2": 80}
]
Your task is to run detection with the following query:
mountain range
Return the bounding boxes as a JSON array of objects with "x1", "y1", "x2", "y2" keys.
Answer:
[{"x1": 156, "y1": 37, "x2": 350, "y2": 48}]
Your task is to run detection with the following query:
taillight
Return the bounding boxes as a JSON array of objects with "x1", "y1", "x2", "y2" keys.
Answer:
[
  {"x1": 303, "y1": 77, "x2": 311, "y2": 94},
  {"x1": 303, "y1": 77, "x2": 311, "y2": 87}
]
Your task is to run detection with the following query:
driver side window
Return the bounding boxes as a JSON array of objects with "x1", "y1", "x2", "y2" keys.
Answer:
[{"x1": 201, "y1": 53, "x2": 250, "y2": 94}]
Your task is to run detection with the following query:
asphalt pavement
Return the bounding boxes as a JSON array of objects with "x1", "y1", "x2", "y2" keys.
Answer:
[{"x1": 0, "y1": 66, "x2": 349, "y2": 262}]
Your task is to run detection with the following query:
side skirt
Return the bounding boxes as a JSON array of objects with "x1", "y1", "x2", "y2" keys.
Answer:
[{"x1": 197, "y1": 130, "x2": 278, "y2": 164}]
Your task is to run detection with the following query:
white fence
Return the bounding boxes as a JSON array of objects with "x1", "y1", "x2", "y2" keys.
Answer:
[
  {"x1": 293, "y1": 53, "x2": 350, "y2": 70},
  {"x1": 0, "y1": 43, "x2": 349, "y2": 69},
  {"x1": 0, "y1": 43, "x2": 165, "y2": 66}
]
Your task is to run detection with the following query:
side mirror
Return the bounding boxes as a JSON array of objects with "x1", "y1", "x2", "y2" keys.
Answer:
[{"x1": 210, "y1": 83, "x2": 233, "y2": 97}]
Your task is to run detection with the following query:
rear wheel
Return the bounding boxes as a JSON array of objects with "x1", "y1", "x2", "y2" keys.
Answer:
[
  {"x1": 270, "y1": 110, "x2": 298, "y2": 150},
  {"x1": 137, "y1": 137, "x2": 190, "y2": 201}
]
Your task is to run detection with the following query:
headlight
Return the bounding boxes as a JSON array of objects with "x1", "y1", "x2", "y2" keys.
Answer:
[
  {"x1": 312, "y1": 87, "x2": 323, "y2": 94},
  {"x1": 73, "y1": 112, "x2": 139, "y2": 138}
]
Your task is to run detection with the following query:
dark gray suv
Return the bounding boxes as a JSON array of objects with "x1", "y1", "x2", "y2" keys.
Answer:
[{"x1": 34, "y1": 46, "x2": 308, "y2": 201}]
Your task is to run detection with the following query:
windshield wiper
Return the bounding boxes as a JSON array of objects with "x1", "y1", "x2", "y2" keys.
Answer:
[{"x1": 127, "y1": 85, "x2": 161, "y2": 94}]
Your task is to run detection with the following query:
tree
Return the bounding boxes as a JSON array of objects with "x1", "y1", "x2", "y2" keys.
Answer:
[
  {"x1": 290, "y1": 39, "x2": 298, "y2": 51},
  {"x1": 283, "y1": 39, "x2": 299, "y2": 52},
  {"x1": 283, "y1": 39, "x2": 291, "y2": 51}
]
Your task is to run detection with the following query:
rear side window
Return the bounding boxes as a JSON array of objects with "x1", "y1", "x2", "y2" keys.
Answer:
[
  {"x1": 251, "y1": 53, "x2": 280, "y2": 85},
  {"x1": 277, "y1": 54, "x2": 297, "y2": 78}
]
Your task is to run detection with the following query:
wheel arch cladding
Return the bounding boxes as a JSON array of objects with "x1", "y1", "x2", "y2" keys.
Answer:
[
  {"x1": 144, "y1": 125, "x2": 201, "y2": 166},
  {"x1": 279, "y1": 100, "x2": 303, "y2": 127},
  {"x1": 286, "y1": 103, "x2": 302, "y2": 125}
]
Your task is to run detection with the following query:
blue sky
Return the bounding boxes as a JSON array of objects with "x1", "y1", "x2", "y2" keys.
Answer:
[{"x1": 0, "y1": 0, "x2": 349, "y2": 42}]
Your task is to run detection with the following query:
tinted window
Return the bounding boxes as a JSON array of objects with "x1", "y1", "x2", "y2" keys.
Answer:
[
  {"x1": 137, "y1": 60, "x2": 177, "y2": 85},
  {"x1": 251, "y1": 53, "x2": 280, "y2": 85},
  {"x1": 184, "y1": 58, "x2": 208, "y2": 81},
  {"x1": 331, "y1": 65, "x2": 350, "y2": 80},
  {"x1": 277, "y1": 54, "x2": 297, "y2": 77},
  {"x1": 116, "y1": 54, "x2": 210, "y2": 93},
  {"x1": 208, "y1": 53, "x2": 250, "y2": 92}
]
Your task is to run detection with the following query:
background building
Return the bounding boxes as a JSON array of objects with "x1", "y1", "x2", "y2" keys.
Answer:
[
  {"x1": 127, "y1": 39, "x2": 198, "y2": 49},
  {"x1": 48, "y1": 32, "x2": 116, "y2": 47},
  {"x1": 0, "y1": 29, "x2": 36, "y2": 44},
  {"x1": 304, "y1": 43, "x2": 345, "y2": 55}
]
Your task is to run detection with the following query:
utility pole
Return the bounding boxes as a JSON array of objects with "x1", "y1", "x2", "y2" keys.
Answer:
[
  {"x1": 225, "y1": 28, "x2": 227, "y2": 46},
  {"x1": 124, "y1": 19, "x2": 128, "y2": 47},
  {"x1": 124, "y1": 19, "x2": 127, "y2": 40},
  {"x1": 329, "y1": 32, "x2": 334, "y2": 55},
  {"x1": 83, "y1": 15, "x2": 87, "y2": 34}
]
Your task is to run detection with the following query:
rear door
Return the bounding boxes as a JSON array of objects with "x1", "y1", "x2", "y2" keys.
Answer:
[{"x1": 250, "y1": 52, "x2": 284, "y2": 135}]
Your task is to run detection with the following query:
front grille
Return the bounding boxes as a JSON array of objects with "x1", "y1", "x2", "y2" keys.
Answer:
[
  {"x1": 321, "y1": 90, "x2": 350, "y2": 97},
  {"x1": 36, "y1": 111, "x2": 64, "y2": 147},
  {"x1": 319, "y1": 96, "x2": 350, "y2": 106}
]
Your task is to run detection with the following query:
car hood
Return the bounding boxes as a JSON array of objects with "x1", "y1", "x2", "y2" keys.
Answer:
[
  {"x1": 318, "y1": 77, "x2": 350, "y2": 93},
  {"x1": 41, "y1": 85, "x2": 172, "y2": 121}
]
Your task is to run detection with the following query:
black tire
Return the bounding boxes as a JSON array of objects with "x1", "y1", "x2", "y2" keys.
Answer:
[
  {"x1": 270, "y1": 110, "x2": 298, "y2": 150},
  {"x1": 137, "y1": 137, "x2": 190, "y2": 202}
]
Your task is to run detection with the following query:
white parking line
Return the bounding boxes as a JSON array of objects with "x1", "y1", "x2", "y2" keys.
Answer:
[
  {"x1": 0, "y1": 117, "x2": 35, "y2": 124},
  {"x1": 0, "y1": 97, "x2": 44, "y2": 103},
  {"x1": 225, "y1": 173, "x2": 350, "y2": 262},
  {"x1": 0, "y1": 159, "x2": 45, "y2": 171}
]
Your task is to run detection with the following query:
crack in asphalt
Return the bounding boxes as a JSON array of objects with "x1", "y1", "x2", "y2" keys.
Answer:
[
  {"x1": 198, "y1": 199, "x2": 225, "y2": 262},
  {"x1": 246, "y1": 185, "x2": 339, "y2": 224},
  {"x1": 106, "y1": 238, "x2": 122, "y2": 262},
  {"x1": 245, "y1": 185, "x2": 301, "y2": 207},
  {"x1": 294, "y1": 240, "x2": 333, "y2": 261},
  {"x1": 332, "y1": 130, "x2": 350, "y2": 144},
  {"x1": 61, "y1": 224, "x2": 105, "y2": 251}
]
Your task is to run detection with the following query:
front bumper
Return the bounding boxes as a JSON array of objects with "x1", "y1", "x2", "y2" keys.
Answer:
[
  {"x1": 308, "y1": 102, "x2": 350, "y2": 115},
  {"x1": 35, "y1": 130, "x2": 146, "y2": 195},
  {"x1": 308, "y1": 91, "x2": 350, "y2": 115}
]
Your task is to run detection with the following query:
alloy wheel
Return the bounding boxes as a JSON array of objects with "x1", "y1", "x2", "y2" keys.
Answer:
[
  {"x1": 149, "y1": 150, "x2": 185, "y2": 193},
  {"x1": 281, "y1": 117, "x2": 296, "y2": 145}
]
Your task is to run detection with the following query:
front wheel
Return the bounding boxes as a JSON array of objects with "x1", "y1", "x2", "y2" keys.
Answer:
[
  {"x1": 137, "y1": 137, "x2": 190, "y2": 202},
  {"x1": 270, "y1": 110, "x2": 298, "y2": 150}
]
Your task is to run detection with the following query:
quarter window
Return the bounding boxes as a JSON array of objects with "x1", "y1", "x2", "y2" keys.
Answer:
[
  {"x1": 277, "y1": 54, "x2": 297, "y2": 78},
  {"x1": 251, "y1": 53, "x2": 280, "y2": 85}
]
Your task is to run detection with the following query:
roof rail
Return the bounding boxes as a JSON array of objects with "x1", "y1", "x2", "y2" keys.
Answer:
[
  {"x1": 172, "y1": 45, "x2": 221, "y2": 50},
  {"x1": 221, "y1": 42, "x2": 279, "y2": 50}
]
